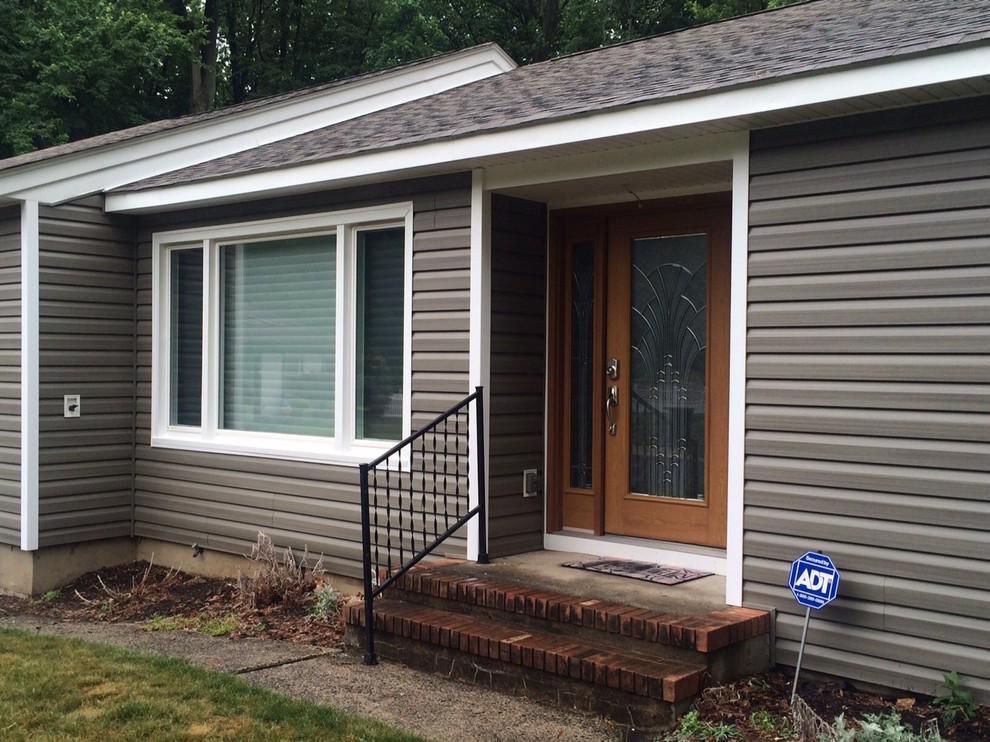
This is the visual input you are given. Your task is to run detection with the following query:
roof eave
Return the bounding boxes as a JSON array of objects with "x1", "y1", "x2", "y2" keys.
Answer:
[
  {"x1": 105, "y1": 45, "x2": 990, "y2": 215},
  {"x1": 0, "y1": 44, "x2": 516, "y2": 206}
]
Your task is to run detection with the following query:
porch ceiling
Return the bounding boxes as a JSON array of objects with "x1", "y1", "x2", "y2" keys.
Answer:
[{"x1": 493, "y1": 160, "x2": 733, "y2": 209}]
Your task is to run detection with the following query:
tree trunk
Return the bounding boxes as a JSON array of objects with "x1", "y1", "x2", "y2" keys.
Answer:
[{"x1": 190, "y1": 0, "x2": 220, "y2": 113}]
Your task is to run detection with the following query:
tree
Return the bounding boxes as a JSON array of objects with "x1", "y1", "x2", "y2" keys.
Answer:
[
  {"x1": 169, "y1": 0, "x2": 221, "y2": 114},
  {"x1": 0, "y1": 0, "x2": 189, "y2": 156},
  {"x1": 0, "y1": 0, "x2": 807, "y2": 157},
  {"x1": 221, "y1": 0, "x2": 384, "y2": 105}
]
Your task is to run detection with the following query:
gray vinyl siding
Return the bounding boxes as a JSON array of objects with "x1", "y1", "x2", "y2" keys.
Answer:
[
  {"x1": 37, "y1": 198, "x2": 137, "y2": 546},
  {"x1": 488, "y1": 195, "x2": 547, "y2": 556},
  {"x1": 0, "y1": 206, "x2": 20, "y2": 545},
  {"x1": 745, "y1": 98, "x2": 990, "y2": 702},
  {"x1": 133, "y1": 175, "x2": 474, "y2": 579}
]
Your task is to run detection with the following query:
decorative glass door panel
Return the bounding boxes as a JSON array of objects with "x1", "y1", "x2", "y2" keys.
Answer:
[
  {"x1": 601, "y1": 205, "x2": 729, "y2": 547},
  {"x1": 629, "y1": 234, "x2": 707, "y2": 500}
]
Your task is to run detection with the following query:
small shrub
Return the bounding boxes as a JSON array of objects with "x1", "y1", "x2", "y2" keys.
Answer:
[
  {"x1": 661, "y1": 710, "x2": 743, "y2": 741},
  {"x1": 750, "y1": 709, "x2": 794, "y2": 737},
  {"x1": 308, "y1": 583, "x2": 342, "y2": 622},
  {"x1": 35, "y1": 589, "x2": 60, "y2": 604},
  {"x1": 825, "y1": 711, "x2": 941, "y2": 742},
  {"x1": 933, "y1": 671, "x2": 978, "y2": 726},
  {"x1": 237, "y1": 532, "x2": 324, "y2": 610}
]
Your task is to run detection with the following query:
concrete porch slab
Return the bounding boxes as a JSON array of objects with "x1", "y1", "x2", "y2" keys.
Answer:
[{"x1": 436, "y1": 550, "x2": 728, "y2": 617}]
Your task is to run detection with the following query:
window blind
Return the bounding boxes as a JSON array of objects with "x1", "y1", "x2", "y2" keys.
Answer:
[
  {"x1": 220, "y1": 235, "x2": 336, "y2": 436},
  {"x1": 356, "y1": 228, "x2": 404, "y2": 441},
  {"x1": 169, "y1": 248, "x2": 203, "y2": 427}
]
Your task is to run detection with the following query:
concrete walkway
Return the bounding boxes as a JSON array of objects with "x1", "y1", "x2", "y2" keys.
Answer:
[{"x1": 0, "y1": 613, "x2": 626, "y2": 742}]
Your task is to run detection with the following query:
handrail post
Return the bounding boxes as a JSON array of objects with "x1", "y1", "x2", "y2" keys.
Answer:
[
  {"x1": 474, "y1": 386, "x2": 489, "y2": 565},
  {"x1": 359, "y1": 463, "x2": 378, "y2": 665}
]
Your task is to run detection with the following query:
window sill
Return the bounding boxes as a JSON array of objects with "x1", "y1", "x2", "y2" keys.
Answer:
[{"x1": 151, "y1": 431, "x2": 404, "y2": 468}]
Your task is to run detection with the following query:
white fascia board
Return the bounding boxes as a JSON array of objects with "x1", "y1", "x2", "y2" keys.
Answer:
[
  {"x1": 106, "y1": 45, "x2": 990, "y2": 214},
  {"x1": 2, "y1": 46, "x2": 515, "y2": 206},
  {"x1": 20, "y1": 200, "x2": 39, "y2": 551}
]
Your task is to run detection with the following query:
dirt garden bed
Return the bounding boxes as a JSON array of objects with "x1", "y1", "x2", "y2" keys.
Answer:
[{"x1": 0, "y1": 559, "x2": 986, "y2": 740}]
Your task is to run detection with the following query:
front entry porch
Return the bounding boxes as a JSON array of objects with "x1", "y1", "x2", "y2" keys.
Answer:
[{"x1": 345, "y1": 551, "x2": 771, "y2": 732}]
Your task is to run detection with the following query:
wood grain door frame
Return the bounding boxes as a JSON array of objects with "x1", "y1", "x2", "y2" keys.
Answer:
[{"x1": 546, "y1": 193, "x2": 731, "y2": 544}]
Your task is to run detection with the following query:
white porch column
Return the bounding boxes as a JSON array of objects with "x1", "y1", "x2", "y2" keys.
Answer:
[
  {"x1": 468, "y1": 169, "x2": 492, "y2": 560},
  {"x1": 725, "y1": 134, "x2": 751, "y2": 606}
]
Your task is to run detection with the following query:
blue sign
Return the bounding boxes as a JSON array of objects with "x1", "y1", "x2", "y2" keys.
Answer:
[{"x1": 788, "y1": 552, "x2": 839, "y2": 609}]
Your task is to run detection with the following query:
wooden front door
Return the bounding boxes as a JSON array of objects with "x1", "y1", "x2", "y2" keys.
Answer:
[{"x1": 548, "y1": 196, "x2": 730, "y2": 548}]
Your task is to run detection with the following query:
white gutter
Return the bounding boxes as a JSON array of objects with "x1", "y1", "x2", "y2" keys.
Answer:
[
  {"x1": 1, "y1": 46, "x2": 516, "y2": 206},
  {"x1": 20, "y1": 200, "x2": 39, "y2": 551},
  {"x1": 105, "y1": 46, "x2": 990, "y2": 214}
]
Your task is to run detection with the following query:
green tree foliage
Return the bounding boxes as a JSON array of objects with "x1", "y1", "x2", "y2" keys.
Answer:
[
  {"x1": 219, "y1": 0, "x2": 396, "y2": 104},
  {"x1": 0, "y1": 0, "x2": 189, "y2": 156},
  {"x1": 0, "y1": 0, "x2": 804, "y2": 157}
]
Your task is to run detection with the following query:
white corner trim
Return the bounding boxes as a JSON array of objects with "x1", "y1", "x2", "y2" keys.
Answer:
[
  {"x1": 20, "y1": 200, "x2": 39, "y2": 551},
  {"x1": 106, "y1": 46, "x2": 990, "y2": 214},
  {"x1": 467, "y1": 169, "x2": 491, "y2": 561},
  {"x1": 724, "y1": 135, "x2": 750, "y2": 607}
]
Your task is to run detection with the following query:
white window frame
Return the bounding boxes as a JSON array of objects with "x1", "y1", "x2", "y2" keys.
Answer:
[{"x1": 151, "y1": 203, "x2": 414, "y2": 465}]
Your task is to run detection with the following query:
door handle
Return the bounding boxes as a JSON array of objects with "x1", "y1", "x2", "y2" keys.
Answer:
[{"x1": 606, "y1": 385, "x2": 618, "y2": 436}]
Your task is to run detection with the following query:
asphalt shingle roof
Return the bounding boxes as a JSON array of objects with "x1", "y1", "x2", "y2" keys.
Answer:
[
  {"x1": 0, "y1": 46, "x2": 506, "y2": 174},
  {"x1": 34, "y1": 0, "x2": 990, "y2": 191}
]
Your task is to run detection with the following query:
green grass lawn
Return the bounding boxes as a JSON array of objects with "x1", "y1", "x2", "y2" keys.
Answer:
[{"x1": 0, "y1": 627, "x2": 428, "y2": 741}]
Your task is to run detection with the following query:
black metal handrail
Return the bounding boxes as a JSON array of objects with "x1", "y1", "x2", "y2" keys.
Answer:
[{"x1": 359, "y1": 386, "x2": 488, "y2": 665}]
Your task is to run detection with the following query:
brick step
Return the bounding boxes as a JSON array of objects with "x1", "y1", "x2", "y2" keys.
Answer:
[
  {"x1": 384, "y1": 563, "x2": 770, "y2": 661},
  {"x1": 346, "y1": 597, "x2": 707, "y2": 727}
]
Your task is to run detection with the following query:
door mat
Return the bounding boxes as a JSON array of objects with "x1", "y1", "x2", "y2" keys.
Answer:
[{"x1": 562, "y1": 558, "x2": 712, "y2": 585}]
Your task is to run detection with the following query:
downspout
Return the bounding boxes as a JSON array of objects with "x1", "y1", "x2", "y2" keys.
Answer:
[{"x1": 20, "y1": 200, "x2": 39, "y2": 551}]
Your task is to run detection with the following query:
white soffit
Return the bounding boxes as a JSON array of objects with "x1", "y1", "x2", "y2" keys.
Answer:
[
  {"x1": 0, "y1": 45, "x2": 516, "y2": 206},
  {"x1": 104, "y1": 46, "x2": 990, "y2": 214}
]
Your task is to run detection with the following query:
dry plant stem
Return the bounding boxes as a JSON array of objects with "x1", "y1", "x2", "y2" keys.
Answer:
[{"x1": 238, "y1": 532, "x2": 325, "y2": 610}]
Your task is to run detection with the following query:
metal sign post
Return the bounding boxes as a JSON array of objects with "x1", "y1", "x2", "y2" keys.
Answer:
[{"x1": 787, "y1": 551, "x2": 840, "y2": 703}]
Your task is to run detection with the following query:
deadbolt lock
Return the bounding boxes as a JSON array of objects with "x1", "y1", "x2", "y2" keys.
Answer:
[{"x1": 605, "y1": 358, "x2": 619, "y2": 380}]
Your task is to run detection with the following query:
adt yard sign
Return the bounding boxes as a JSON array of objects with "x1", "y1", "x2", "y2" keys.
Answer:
[{"x1": 788, "y1": 551, "x2": 839, "y2": 609}]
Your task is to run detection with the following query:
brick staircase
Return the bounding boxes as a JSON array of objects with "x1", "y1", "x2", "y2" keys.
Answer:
[{"x1": 345, "y1": 559, "x2": 772, "y2": 731}]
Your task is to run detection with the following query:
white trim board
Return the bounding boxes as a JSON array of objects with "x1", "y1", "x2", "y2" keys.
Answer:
[
  {"x1": 20, "y1": 200, "x2": 39, "y2": 551},
  {"x1": 544, "y1": 532, "x2": 727, "y2": 577},
  {"x1": 106, "y1": 47, "x2": 990, "y2": 214}
]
